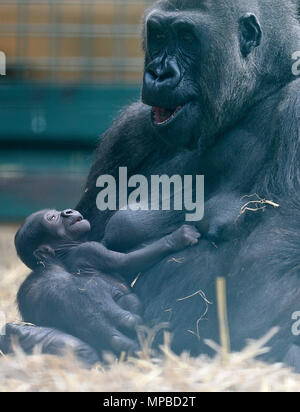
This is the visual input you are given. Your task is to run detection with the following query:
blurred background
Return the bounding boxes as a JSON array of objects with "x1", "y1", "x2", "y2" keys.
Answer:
[{"x1": 0, "y1": 0, "x2": 154, "y2": 221}]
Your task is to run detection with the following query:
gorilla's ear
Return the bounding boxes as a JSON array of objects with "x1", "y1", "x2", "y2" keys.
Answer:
[
  {"x1": 33, "y1": 245, "x2": 55, "y2": 265},
  {"x1": 238, "y1": 13, "x2": 262, "y2": 57}
]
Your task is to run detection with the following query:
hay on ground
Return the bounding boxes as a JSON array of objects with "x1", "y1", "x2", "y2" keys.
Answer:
[{"x1": 0, "y1": 225, "x2": 299, "y2": 392}]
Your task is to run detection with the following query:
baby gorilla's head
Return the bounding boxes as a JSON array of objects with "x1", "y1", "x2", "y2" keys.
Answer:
[{"x1": 15, "y1": 209, "x2": 91, "y2": 269}]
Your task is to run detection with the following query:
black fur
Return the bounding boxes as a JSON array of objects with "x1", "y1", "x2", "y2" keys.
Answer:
[
  {"x1": 17, "y1": 263, "x2": 142, "y2": 357},
  {"x1": 78, "y1": 0, "x2": 300, "y2": 367},
  {"x1": 0, "y1": 323, "x2": 100, "y2": 366},
  {"x1": 10, "y1": 0, "x2": 300, "y2": 370},
  {"x1": 14, "y1": 208, "x2": 199, "y2": 360}
]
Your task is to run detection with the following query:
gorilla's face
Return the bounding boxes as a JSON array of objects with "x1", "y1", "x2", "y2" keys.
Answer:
[
  {"x1": 142, "y1": 8, "x2": 206, "y2": 148},
  {"x1": 142, "y1": 1, "x2": 263, "y2": 150},
  {"x1": 43, "y1": 209, "x2": 91, "y2": 241}
]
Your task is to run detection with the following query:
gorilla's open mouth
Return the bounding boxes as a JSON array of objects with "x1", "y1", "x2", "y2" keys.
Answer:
[
  {"x1": 152, "y1": 106, "x2": 182, "y2": 126},
  {"x1": 71, "y1": 216, "x2": 83, "y2": 226}
]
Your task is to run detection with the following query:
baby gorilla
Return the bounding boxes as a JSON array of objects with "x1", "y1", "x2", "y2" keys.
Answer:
[
  {"x1": 10, "y1": 209, "x2": 200, "y2": 362},
  {"x1": 15, "y1": 208, "x2": 200, "y2": 279}
]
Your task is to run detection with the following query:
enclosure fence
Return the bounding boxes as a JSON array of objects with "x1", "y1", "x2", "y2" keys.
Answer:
[{"x1": 0, "y1": 0, "x2": 154, "y2": 84}]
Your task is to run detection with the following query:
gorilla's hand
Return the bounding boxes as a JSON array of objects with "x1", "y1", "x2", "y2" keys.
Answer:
[
  {"x1": 90, "y1": 277, "x2": 144, "y2": 354},
  {"x1": 166, "y1": 225, "x2": 201, "y2": 252},
  {"x1": 18, "y1": 266, "x2": 143, "y2": 357},
  {"x1": 0, "y1": 323, "x2": 100, "y2": 366}
]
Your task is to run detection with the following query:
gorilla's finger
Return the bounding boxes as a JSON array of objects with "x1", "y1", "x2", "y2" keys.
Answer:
[
  {"x1": 110, "y1": 331, "x2": 139, "y2": 353},
  {"x1": 190, "y1": 238, "x2": 199, "y2": 246},
  {"x1": 4, "y1": 323, "x2": 100, "y2": 366},
  {"x1": 187, "y1": 226, "x2": 201, "y2": 238},
  {"x1": 117, "y1": 293, "x2": 144, "y2": 316},
  {"x1": 109, "y1": 301, "x2": 143, "y2": 331},
  {"x1": 0, "y1": 332, "x2": 10, "y2": 354},
  {"x1": 5, "y1": 323, "x2": 36, "y2": 350},
  {"x1": 6, "y1": 322, "x2": 28, "y2": 335}
]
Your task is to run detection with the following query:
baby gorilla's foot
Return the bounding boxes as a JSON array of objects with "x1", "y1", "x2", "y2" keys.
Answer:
[{"x1": 166, "y1": 225, "x2": 201, "y2": 252}]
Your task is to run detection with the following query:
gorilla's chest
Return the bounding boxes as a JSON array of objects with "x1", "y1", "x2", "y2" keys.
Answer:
[
  {"x1": 102, "y1": 144, "x2": 247, "y2": 252},
  {"x1": 103, "y1": 150, "x2": 201, "y2": 251}
]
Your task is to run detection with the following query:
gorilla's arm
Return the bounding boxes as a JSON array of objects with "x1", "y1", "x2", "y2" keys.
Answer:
[
  {"x1": 17, "y1": 265, "x2": 142, "y2": 355},
  {"x1": 77, "y1": 103, "x2": 161, "y2": 240},
  {"x1": 73, "y1": 225, "x2": 200, "y2": 279}
]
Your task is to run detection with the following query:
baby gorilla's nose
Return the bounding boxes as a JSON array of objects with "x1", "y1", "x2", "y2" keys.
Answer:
[
  {"x1": 61, "y1": 209, "x2": 75, "y2": 217},
  {"x1": 61, "y1": 209, "x2": 84, "y2": 227}
]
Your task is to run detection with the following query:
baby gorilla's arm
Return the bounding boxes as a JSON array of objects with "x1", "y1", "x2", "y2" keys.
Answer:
[
  {"x1": 118, "y1": 225, "x2": 200, "y2": 277},
  {"x1": 77, "y1": 225, "x2": 200, "y2": 278}
]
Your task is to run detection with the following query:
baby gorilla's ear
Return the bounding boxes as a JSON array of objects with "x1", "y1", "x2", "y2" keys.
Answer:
[{"x1": 33, "y1": 245, "x2": 55, "y2": 266}]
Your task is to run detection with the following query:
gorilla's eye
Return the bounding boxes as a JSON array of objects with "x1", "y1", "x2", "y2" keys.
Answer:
[
  {"x1": 179, "y1": 30, "x2": 195, "y2": 43},
  {"x1": 153, "y1": 31, "x2": 167, "y2": 42}
]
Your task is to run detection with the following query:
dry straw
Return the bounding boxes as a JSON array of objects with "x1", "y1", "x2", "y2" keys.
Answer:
[{"x1": 0, "y1": 225, "x2": 300, "y2": 392}]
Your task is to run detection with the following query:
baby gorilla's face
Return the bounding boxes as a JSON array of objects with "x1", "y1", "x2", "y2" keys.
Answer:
[{"x1": 43, "y1": 209, "x2": 91, "y2": 242}]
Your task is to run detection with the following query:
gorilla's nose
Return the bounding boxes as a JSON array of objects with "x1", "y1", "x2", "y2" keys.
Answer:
[
  {"x1": 145, "y1": 57, "x2": 181, "y2": 90},
  {"x1": 61, "y1": 209, "x2": 75, "y2": 217}
]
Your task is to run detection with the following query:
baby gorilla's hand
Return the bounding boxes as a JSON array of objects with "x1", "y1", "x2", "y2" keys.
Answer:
[{"x1": 166, "y1": 225, "x2": 201, "y2": 252}]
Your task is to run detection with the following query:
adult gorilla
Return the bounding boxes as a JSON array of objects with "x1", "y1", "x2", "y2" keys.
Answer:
[{"x1": 5, "y1": 0, "x2": 300, "y2": 368}]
